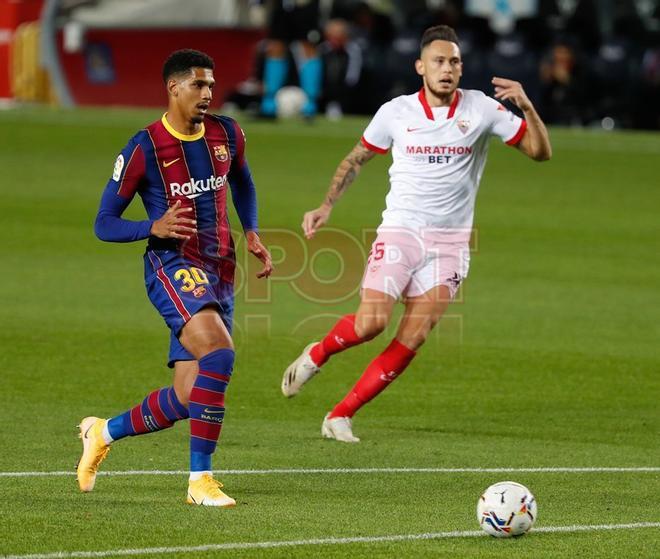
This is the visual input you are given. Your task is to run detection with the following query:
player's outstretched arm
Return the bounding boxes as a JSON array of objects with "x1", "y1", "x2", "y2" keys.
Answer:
[
  {"x1": 302, "y1": 142, "x2": 377, "y2": 239},
  {"x1": 492, "y1": 77, "x2": 552, "y2": 162}
]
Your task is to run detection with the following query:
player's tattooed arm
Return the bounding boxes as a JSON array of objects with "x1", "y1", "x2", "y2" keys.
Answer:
[
  {"x1": 324, "y1": 142, "x2": 377, "y2": 207},
  {"x1": 302, "y1": 142, "x2": 376, "y2": 239}
]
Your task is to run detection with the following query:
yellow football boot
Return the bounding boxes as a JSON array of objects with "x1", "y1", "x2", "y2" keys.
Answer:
[
  {"x1": 186, "y1": 474, "x2": 236, "y2": 507},
  {"x1": 76, "y1": 416, "x2": 110, "y2": 492}
]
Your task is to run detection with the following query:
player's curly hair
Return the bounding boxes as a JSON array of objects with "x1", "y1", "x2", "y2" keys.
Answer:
[
  {"x1": 162, "y1": 49, "x2": 214, "y2": 83},
  {"x1": 420, "y1": 25, "x2": 460, "y2": 51}
]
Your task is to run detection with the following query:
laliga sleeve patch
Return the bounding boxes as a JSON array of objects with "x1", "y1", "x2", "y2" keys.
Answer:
[{"x1": 112, "y1": 154, "x2": 125, "y2": 182}]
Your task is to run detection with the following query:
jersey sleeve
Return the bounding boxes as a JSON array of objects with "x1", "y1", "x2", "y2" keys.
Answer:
[
  {"x1": 361, "y1": 102, "x2": 393, "y2": 154},
  {"x1": 113, "y1": 138, "x2": 146, "y2": 198},
  {"x1": 483, "y1": 95, "x2": 527, "y2": 146},
  {"x1": 227, "y1": 119, "x2": 258, "y2": 233},
  {"x1": 94, "y1": 137, "x2": 153, "y2": 242}
]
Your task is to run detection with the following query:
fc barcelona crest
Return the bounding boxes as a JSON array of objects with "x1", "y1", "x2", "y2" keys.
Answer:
[
  {"x1": 214, "y1": 145, "x2": 228, "y2": 162},
  {"x1": 457, "y1": 119, "x2": 470, "y2": 135}
]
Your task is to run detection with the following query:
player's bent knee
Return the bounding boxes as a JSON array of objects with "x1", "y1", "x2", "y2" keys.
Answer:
[
  {"x1": 173, "y1": 361, "x2": 198, "y2": 406},
  {"x1": 179, "y1": 309, "x2": 234, "y2": 358},
  {"x1": 173, "y1": 385, "x2": 191, "y2": 407},
  {"x1": 196, "y1": 337, "x2": 234, "y2": 357},
  {"x1": 355, "y1": 315, "x2": 388, "y2": 340},
  {"x1": 179, "y1": 332, "x2": 234, "y2": 360}
]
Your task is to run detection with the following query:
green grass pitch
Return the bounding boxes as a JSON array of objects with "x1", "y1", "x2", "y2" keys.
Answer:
[{"x1": 0, "y1": 106, "x2": 659, "y2": 558}]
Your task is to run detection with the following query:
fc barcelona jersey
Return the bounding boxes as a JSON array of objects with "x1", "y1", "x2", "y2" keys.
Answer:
[{"x1": 97, "y1": 113, "x2": 258, "y2": 283}]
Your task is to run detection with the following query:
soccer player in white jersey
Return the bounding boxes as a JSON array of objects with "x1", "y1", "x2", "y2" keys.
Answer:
[{"x1": 281, "y1": 25, "x2": 551, "y2": 442}]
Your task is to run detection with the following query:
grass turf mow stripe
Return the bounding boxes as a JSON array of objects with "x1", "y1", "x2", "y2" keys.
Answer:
[
  {"x1": 1, "y1": 467, "x2": 659, "y2": 478},
  {"x1": 3, "y1": 523, "x2": 659, "y2": 559}
]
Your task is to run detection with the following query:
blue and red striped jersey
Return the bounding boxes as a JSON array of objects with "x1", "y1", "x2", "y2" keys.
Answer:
[{"x1": 95, "y1": 113, "x2": 258, "y2": 283}]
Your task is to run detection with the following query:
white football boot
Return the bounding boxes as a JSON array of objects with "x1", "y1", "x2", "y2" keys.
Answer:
[
  {"x1": 281, "y1": 342, "x2": 321, "y2": 397},
  {"x1": 321, "y1": 413, "x2": 360, "y2": 443}
]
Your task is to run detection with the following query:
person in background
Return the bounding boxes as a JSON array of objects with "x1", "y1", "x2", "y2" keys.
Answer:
[
  {"x1": 260, "y1": 0, "x2": 323, "y2": 119},
  {"x1": 319, "y1": 18, "x2": 363, "y2": 119},
  {"x1": 539, "y1": 42, "x2": 588, "y2": 125}
]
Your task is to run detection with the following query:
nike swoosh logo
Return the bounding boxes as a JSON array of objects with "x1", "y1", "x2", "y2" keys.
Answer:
[
  {"x1": 83, "y1": 424, "x2": 93, "y2": 439},
  {"x1": 407, "y1": 127, "x2": 423, "y2": 132},
  {"x1": 163, "y1": 158, "x2": 180, "y2": 167},
  {"x1": 203, "y1": 408, "x2": 224, "y2": 414}
]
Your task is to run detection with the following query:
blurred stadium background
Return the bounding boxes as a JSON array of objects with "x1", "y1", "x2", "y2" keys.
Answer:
[
  {"x1": 3, "y1": 0, "x2": 660, "y2": 129},
  {"x1": 2, "y1": 2, "x2": 660, "y2": 557}
]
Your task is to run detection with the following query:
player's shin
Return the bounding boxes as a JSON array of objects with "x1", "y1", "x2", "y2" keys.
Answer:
[
  {"x1": 105, "y1": 386, "x2": 188, "y2": 443},
  {"x1": 309, "y1": 314, "x2": 365, "y2": 366},
  {"x1": 329, "y1": 339, "x2": 416, "y2": 418},
  {"x1": 188, "y1": 348, "x2": 234, "y2": 476}
]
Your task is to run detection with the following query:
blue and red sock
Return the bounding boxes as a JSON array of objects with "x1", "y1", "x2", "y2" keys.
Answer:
[
  {"x1": 188, "y1": 348, "x2": 234, "y2": 473},
  {"x1": 106, "y1": 386, "x2": 188, "y2": 441}
]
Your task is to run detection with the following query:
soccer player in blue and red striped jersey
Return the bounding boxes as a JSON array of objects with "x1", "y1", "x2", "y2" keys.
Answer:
[{"x1": 76, "y1": 49, "x2": 272, "y2": 507}]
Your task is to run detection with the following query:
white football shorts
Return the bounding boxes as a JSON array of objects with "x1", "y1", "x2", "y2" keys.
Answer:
[{"x1": 361, "y1": 227, "x2": 470, "y2": 300}]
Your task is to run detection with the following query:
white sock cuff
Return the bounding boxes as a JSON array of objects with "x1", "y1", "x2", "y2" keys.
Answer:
[
  {"x1": 189, "y1": 471, "x2": 213, "y2": 481},
  {"x1": 101, "y1": 421, "x2": 114, "y2": 445}
]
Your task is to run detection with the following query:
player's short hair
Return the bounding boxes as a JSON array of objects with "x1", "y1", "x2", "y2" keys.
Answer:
[
  {"x1": 162, "y1": 49, "x2": 214, "y2": 83},
  {"x1": 420, "y1": 25, "x2": 460, "y2": 51}
]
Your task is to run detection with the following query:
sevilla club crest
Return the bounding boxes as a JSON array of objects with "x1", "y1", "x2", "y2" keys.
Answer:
[
  {"x1": 457, "y1": 119, "x2": 470, "y2": 134},
  {"x1": 214, "y1": 145, "x2": 228, "y2": 162}
]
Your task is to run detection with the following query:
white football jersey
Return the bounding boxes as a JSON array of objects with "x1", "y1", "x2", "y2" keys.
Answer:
[{"x1": 361, "y1": 88, "x2": 526, "y2": 241}]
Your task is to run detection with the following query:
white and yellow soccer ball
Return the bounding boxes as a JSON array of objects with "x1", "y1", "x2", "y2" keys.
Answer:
[
  {"x1": 275, "y1": 86, "x2": 306, "y2": 119},
  {"x1": 477, "y1": 481, "x2": 537, "y2": 537}
]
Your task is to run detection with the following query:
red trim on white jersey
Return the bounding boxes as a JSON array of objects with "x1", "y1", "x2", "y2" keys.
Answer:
[
  {"x1": 447, "y1": 90, "x2": 461, "y2": 119},
  {"x1": 418, "y1": 88, "x2": 462, "y2": 120},
  {"x1": 506, "y1": 119, "x2": 527, "y2": 146},
  {"x1": 361, "y1": 136, "x2": 388, "y2": 154},
  {"x1": 418, "y1": 88, "x2": 435, "y2": 121}
]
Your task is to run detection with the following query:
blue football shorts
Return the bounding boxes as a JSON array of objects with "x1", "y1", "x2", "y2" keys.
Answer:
[{"x1": 144, "y1": 250, "x2": 234, "y2": 368}]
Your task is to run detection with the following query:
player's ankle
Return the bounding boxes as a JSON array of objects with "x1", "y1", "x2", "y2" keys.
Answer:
[
  {"x1": 189, "y1": 471, "x2": 213, "y2": 482},
  {"x1": 309, "y1": 342, "x2": 326, "y2": 367}
]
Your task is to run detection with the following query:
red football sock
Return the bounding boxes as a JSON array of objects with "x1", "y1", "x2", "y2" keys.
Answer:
[
  {"x1": 309, "y1": 314, "x2": 364, "y2": 366},
  {"x1": 329, "y1": 339, "x2": 416, "y2": 418}
]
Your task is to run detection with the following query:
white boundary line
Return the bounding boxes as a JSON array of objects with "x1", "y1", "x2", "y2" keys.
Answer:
[
  {"x1": 2, "y1": 522, "x2": 659, "y2": 559},
  {"x1": 1, "y1": 467, "x2": 659, "y2": 478}
]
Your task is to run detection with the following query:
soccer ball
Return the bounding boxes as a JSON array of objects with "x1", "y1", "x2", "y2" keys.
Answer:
[
  {"x1": 275, "y1": 86, "x2": 306, "y2": 118},
  {"x1": 476, "y1": 481, "x2": 537, "y2": 537}
]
